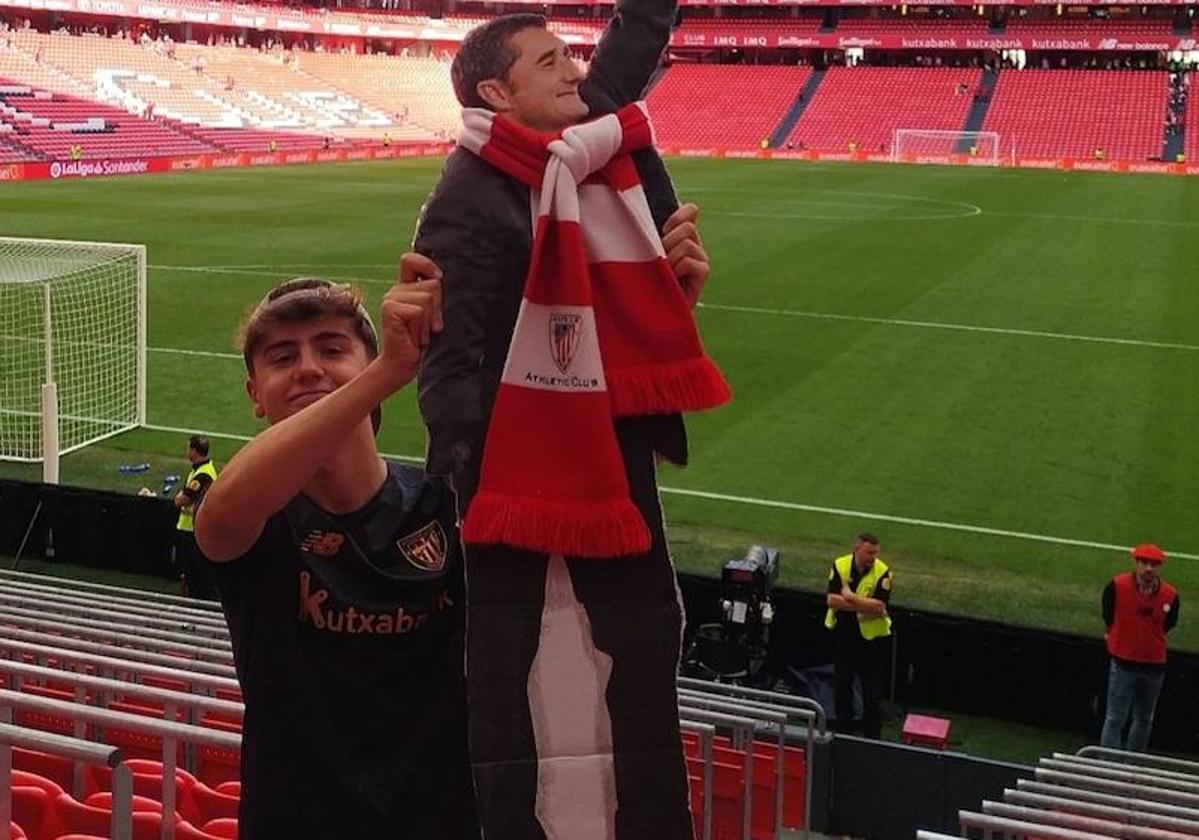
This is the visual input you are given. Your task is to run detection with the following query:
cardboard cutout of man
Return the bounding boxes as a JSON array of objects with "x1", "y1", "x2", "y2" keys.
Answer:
[{"x1": 410, "y1": 5, "x2": 726, "y2": 838}]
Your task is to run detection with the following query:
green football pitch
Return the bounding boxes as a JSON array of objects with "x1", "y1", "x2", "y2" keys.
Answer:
[{"x1": 2, "y1": 158, "x2": 1198, "y2": 648}]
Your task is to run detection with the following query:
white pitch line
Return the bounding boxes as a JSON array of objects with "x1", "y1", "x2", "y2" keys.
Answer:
[
  {"x1": 150, "y1": 264, "x2": 391, "y2": 286},
  {"x1": 139, "y1": 423, "x2": 1195, "y2": 560},
  {"x1": 150, "y1": 346, "x2": 240, "y2": 360},
  {"x1": 141, "y1": 422, "x2": 423, "y2": 463},
  {"x1": 697, "y1": 302, "x2": 1199, "y2": 353},
  {"x1": 655, "y1": 486, "x2": 1199, "y2": 561},
  {"x1": 984, "y1": 210, "x2": 1199, "y2": 230}
]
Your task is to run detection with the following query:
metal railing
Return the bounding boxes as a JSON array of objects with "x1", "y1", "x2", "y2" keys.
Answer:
[
  {"x1": 678, "y1": 706, "x2": 757, "y2": 840},
  {"x1": 0, "y1": 568, "x2": 221, "y2": 612},
  {"x1": 959, "y1": 808, "x2": 1116, "y2": 839},
  {"x1": 677, "y1": 677, "x2": 827, "y2": 733},
  {"x1": 981, "y1": 800, "x2": 1193, "y2": 839},
  {"x1": 681, "y1": 719, "x2": 715, "y2": 840},
  {"x1": 0, "y1": 588, "x2": 229, "y2": 639},
  {"x1": 1040, "y1": 758, "x2": 1199, "y2": 798},
  {"x1": 0, "y1": 688, "x2": 240, "y2": 839},
  {"x1": 0, "y1": 627, "x2": 238, "y2": 679},
  {"x1": 1016, "y1": 781, "x2": 1199, "y2": 824},
  {"x1": 1004, "y1": 787, "x2": 1199, "y2": 835},
  {"x1": 0, "y1": 721, "x2": 133, "y2": 840},
  {"x1": 678, "y1": 688, "x2": 818, "y2": 840},
  {"x1": 1076, "y1": 749, "x2": 1199, "y2": 777},
  {"x1": 0, "y1": 605, "x2": 232, "y2": 656},
  {"x1": 1033, "y1": 769, "x2": 1199, "y2": 810},
  {"x1": 0, "y1": 577, "x2": 224, "y2": 625}
]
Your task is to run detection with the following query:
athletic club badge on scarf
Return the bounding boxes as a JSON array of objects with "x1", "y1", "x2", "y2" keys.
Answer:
[{"x1": 457, "y1": 102, "x2": 732, "y2": 559}]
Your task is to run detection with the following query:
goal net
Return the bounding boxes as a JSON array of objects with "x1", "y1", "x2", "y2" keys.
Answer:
[
  {"x1": 0, "y1": 237, "x2": 146, "y2": 465},
  {"x1": 891, "y1": 129, "x2": 1002, "y2": 163}
]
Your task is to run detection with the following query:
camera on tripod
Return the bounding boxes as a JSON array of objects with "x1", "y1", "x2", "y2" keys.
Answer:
[{"x1": 683, "y1": 546, "x2": 779, "y2": 685}]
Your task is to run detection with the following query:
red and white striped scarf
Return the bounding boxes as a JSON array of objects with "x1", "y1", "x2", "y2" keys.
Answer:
[{"x1": 457, "y1": 102, "x2": 731, "y2": 558}]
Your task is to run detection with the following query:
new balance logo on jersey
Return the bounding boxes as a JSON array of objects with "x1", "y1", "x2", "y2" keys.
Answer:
[
  {"x1": 300, "y1": 530, "x2": 345, "y2": 557},
  {"x1": 397, "y1": 521, "x2": 447, "y2": 572}
]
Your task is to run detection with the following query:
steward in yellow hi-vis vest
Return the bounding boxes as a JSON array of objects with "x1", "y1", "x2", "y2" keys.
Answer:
[
  {"x1": 825, "y1": 532, "x2": 893, "y2": 738},
  {"x1": 175, "y1": 435, "x2": 219, "y2": 599},
  {"x1": 177, "y1": 459, "x2": 218, "y2": 532}
]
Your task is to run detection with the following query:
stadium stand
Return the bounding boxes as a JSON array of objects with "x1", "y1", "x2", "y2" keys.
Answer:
[
  {"x1": 788, "y1": 66, "x2": 981, "y2": 154},
  {"x1": 982, "y1": 69, "x2": 1168, "y2": 161},
  {"x1": 833, "y1": 16, "x2": 990, "y2": 38},
  {"x1": 0, "y1": 85, "x2": 219, "y2": 160},
  {"x1": 293, "y1": 52, "x2": 457, "y2": 140},
  {"x1": 647, "y1": 65, "x2": 810, "y2": 149},
  {"x1": 673, "y1": 17, "x2": 825, "y2": 38},
  {"x1": 0, "y1": 15, "x2": 1189, "y2": 166},
  {"x1": 0, "y1": 568, "x2": 822, "y2": 840},
  {"x1": 1002, "y1": 16, "x2": 1177, "y2": 38}
]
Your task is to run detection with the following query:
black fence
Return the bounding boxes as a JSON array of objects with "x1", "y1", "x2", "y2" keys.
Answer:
[
  {"x1": 0, "y1": 479, "x2": 177, "y2": 578},
  {"x1": 679, "y1": 572, "x2": 1199, "y2": 754}
]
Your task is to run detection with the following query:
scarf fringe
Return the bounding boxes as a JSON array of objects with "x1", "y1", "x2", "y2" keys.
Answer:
[
  {"x1": 463, "y1": 491, "x2": 652, "y2": 558},
  {"x1": 607, "y1": 356, "x2": 733, "y2": 418}
]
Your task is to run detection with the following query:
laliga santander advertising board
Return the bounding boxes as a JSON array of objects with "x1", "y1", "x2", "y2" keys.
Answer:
[
  {"x1": 2, "y1": 143, "x2": 455, "y2": 182},
  {"x1": 2, "y1": 143, "x2": 1197, "y2": 183}
]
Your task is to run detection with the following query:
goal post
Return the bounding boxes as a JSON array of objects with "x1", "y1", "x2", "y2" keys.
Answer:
[
  {"x1": 891, "y1": 129, "x2": 1002, "y2": 163},
  {"x1": 0, "y1": 237, "x2": 147, "y2": 472}
]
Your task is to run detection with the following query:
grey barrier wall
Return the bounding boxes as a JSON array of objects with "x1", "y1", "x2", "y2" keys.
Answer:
[{"x1": 828, "y1": 734, "x2": 1030, "y2": 840}]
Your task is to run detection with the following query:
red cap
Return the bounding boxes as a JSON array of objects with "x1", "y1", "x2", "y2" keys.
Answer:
[{"x1": 1131, "y1": 543, "x2": 1166, "y2": 565}]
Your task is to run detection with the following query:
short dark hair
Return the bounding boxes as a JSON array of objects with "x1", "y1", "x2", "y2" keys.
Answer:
[
  {"x1": 189, "y1": 435, "x2": 210, "y2": 457},
  {"x1": 451, "y1": 13, "x2": 546, "y2": 109},
  {"x1": 856, "y1": 532, "x2": 880, "y2": 546},
  {"x1": 238, "y1": 277, "x2": 377, "y2": 373}
]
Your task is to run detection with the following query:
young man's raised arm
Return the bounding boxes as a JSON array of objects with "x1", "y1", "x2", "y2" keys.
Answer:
[
  {"x1": 196, "y1": 274, "x2": 440, "y2": 563},
  {"x1": 586, "y1": 0, "x2": 677, "y2": 106}
]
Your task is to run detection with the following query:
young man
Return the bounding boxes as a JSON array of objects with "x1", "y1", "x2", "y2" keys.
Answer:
[
  {"x1": 174, "y1": 434, "x2": 218, "y2": 598},
  {"x1": 826, "y1": 532, "x2": 893, "y2": 739},
  {"x1": 413, "y1": 7, "x2": 718, "y2": 839},
  {"x1": 194, "y1": 270, "x2": 479, "y2": 838},
  {"x1": 1101, "y1": 543, "x2": 1179, "y2": 752}
]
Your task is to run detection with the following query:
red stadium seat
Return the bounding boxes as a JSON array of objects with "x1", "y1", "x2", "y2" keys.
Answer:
[
  {"x1": 174, "y1": 821, "x2": 227, "y2": 840},
  {"x1": 13, "y1": 749, "x2": 74, "y2": 795},
  {"x1": 213, "y1": 781, "x2": 240, "y2": 798},
  {"x1": 982, "y1": 70, "x2": 1166, "y2": 161},
  {"x1": 648, "y1": 66, "x2": 811, "y2": 150},
  {"x1": 51, "y1": 792, "x2": 167, "y2": 840},
  {"x1": 82, "y1": 792, "x2": 168, "y2": 814},
  {"x1": 10, "y1": 786, "x2": 60, "y2": 840},
  {"x1": 190, "y1": 783, "x2": 239, "y2": 824},
  {"x1": 9, "y1": 771, "x2": 64, "y2": 798},
  {"x1": 201, "y1": 818, "x2": 237, "y2": 838},
  {"x1": 195, "y1": 716, "x2": 241, "y2": 787}
]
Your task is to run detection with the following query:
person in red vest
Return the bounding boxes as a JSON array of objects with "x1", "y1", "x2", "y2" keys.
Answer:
[{"x1": 1100, "y1": 543, "x2": 1180, "y2": 752}]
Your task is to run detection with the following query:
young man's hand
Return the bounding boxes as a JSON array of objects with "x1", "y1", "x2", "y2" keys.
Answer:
[
  {"x1": 662, "y1": 203, "x2": 709, "y2": 308},
  {"x1": 380, "y1": 255, "x2": 443, "y2": 388}
]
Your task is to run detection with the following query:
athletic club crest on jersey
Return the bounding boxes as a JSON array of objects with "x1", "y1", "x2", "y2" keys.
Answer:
[
  {"x1": 397, "y1": 520, "x2": 447, "y2": 572},
  {"x1": 549, "y1": 313, "x2": 582, "y2": 374}
]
